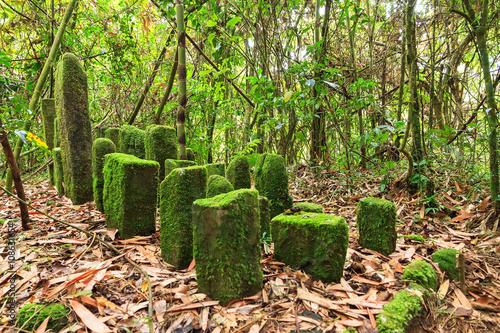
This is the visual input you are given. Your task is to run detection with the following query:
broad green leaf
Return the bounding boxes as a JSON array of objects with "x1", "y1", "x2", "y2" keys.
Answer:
[
  {"x1": 226, "y1": 17, "x2": 241, "y2": 27},
  {"x1": 284, "y1": 91, "x2": 293, "y2": 102},
  {"x1": 200, "y1": 70, "x2": 212, "y2": 76},
  {"x1": 207, "y1": 32, "x2": 216, "y2": 44},
  {"x1": 207, "y1": 20, "x2": 217, "y2": 27}
]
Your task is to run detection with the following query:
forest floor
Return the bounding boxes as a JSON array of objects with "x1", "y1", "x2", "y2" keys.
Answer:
[{"x1": 1, "y1": 165, "x2": 499, "y2": 333}]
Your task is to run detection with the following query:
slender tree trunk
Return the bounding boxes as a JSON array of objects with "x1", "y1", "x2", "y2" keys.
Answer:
[
  {"x1": 207, "y1": 102, "x2": 217, "y2": 163},
  {"x1": 176, "y1": 0, "x2": 187, "y2": 160},
  {"x1": 155, "y1": 48, "x2": 178, "y2": 125},
  {"x1": 395, "y1": 32, "x2": 406, "y2": 148},
  {"x1": 6, "y1": 0, "x2": 79, "y2": 191}
]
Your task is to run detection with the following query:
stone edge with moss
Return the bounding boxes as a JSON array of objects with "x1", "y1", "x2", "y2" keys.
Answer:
[
  {"x1": 92, "y1": 138, "x2": 116, "y2": 212},
  {"x1": 294, "y1": 202, "x2": 323, "y2": 213},
  {"x1": 164, "y1": 159, "x2": 197, "y2": 179},
  {"x1": 206, "y1": 174, "x2": 234, "y2": 198}
]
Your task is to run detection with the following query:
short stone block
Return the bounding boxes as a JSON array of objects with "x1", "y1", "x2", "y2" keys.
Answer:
[
  {"x1": 432, "y1": 249, "x2": 460, "y2": 281},
  {"x1": 103, "y1": 153, "x2": 158, "y2": 239},
  {"x1": 259, "y1": 196, "x2": 270, "y2": 237},
  {"x1": 119, "y1": 125, "x2": 145, "y2": 159},
  {"x1": 160, "y1": 166, "x2": 207, "y2": 268},
  {"x1": 356, "y1": 197, "x2": 397, "y2": 256},
  {"x1": 272, "y1": 212, "x2": 349, "y2": 282},
  {"x1": 193, "y1": 189, "x2": 263, "y2": 305},
  {"x1": 206, "y1": 175, "x2": 234, "y2": 198},
  {"x1": 205, "y1": 162, "x2": 225, "y2": 177},
  {"x1": 92, "y1": 138, "x2": 116, "y2": 212},
  {"x1": 403, "y1": 260, "x2": 437, "y2": 291},
  {"x1": 376, "y1": 289, "x2": 423, "y2": 333},
  {"x1": 145, "y1": 125, "x2": 178, "y2": 178},
  {"x1": 55, "y1": 53, "x2": 93, "y2": 204},
  {"x1": 226, "y1": 155, "x2": 251, "y2": 190},
  {"x1": 41, "y1": 98, "x2": 56, "y2": 186},
  {"x1": 186, "y1": 148, "x2": 195, "y2": 161},
  {"x1": 254, "y1": 153, "x2": 293, "y2": 218},
  {"x1": 165, "y1": 159, "x2": 196, "y2": 179},
  {"x1": 104, "y1": 127, "x2": 120, "y2": 151},
  {"x1": 53, "y1": 147, "x2": 64, "y2": 195},
  {"x1": 294, "y1": 202, "x2": 323, "y2": 213}
]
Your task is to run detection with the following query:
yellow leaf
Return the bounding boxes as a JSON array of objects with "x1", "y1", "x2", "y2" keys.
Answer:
[
  {"x1": 284, "y1": 91, "x2": 294, "y2": 103},
  {"x1": 141, "y1": 280, "x2": 148, "y2": 292}
]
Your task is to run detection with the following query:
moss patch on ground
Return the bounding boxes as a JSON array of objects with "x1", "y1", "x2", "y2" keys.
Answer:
[
  {"x1": 206, "y1": 175, "x2": 234, "y2": 198},
  {"x1": 356, "y1": 197, "x2": 397, "y2": 256},
  {"x1": 403, "y1": 260, "x2": 438, "y2": 291},
  {"x1": 92, "y1": 138, "x2": 116, "y2": 212},
  {"x1": 376, "y1": 290, "x2": 423, "y2": 333},
  {"x1": 433, "y1": 248, "x2": 460, "y2": 281},
  {"x1": 193, "y1": 189, "x2": 263, "y2": 305},
  {"x1": 17, "y1": 303, "x2": 70, "y2": 332},
  {"x1": 271, "y1": 212, "x2": 349, "y2": 282},
  {"x1": 145, "y1": 125, "x2": 178, "y2": 178},
  {"x1": 294, "y1": 202, "x2": 323, "y2": 213}
]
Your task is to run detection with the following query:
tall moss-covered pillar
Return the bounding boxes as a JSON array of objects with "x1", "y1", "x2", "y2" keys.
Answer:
[
  {"x1": 160, "y1": 166, "x2": 207, "y2": 268},
  {"x1": 193, "y1": 189, "x2": 263, "y2": 305},
  {"x1": 119, "y1": 125, "x2": 145, "y2": 158},
  {"x1": 226, "y1": 155, "x2": 251, "y2": 190},
  {"x1": 41, "y1": 98, "x2": 56, "y2": 186},
  {"x1": 54, "y1": 53, "x2": 93, "y2": 204},
  {"x1": 92, "y1": 138, "x2": 116, "y2": 212},
  {"x1": 52, "y1": 147, "x2": 64, "y2": 195},
  {"x1": 145, "y1": 125, "x2": 178, "y2": 178},
  {"x1": 104, "y1": 127, "x2": 120, "y2": 151}
]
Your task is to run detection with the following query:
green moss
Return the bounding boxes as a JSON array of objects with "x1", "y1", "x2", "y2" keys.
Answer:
[
  {"x1": 186, "y1": 148, "x2": 196, "y2": 161},
  {"x1": 52, "y1": 148, "x2": 64, "y2": 195},
  {"x1": 271, "y1": 212, "x2": 349, "y2": 282},
  {"x1": 259, "y1": 196, "x2": 270, "y2": 237},
  {"x1": 41, "y1": 98, "x2": 56, "y2": 186},
  {"x1": 206, "y1": 175, "x2": 234, "y2": 198},
  {"x1": 226, "y1": 155, "x2": 251, "y2": 190},
  {"x1": 246, "y1": 153, "x2": 262, "y2": 168},
  {"x1": 92, "y1": 138, "x2": 116, "y2": 212},
  {"x1": 55, "y1": 53, "x2": 93, "y2": 204},
  {"x1": 401, "y1": 234, "x2": 426, "y2": 243},
  {"x1": 356, "y1": 197, "x2": 397, "y2": 256},
  {"x1": 103, "y1": 153, "x2": 158, "y2": 239},
  {"x1": 433, "y1": 249, "x2": 460, "y2": 281},
  {"x1": 254, "y1": 153, "x2": 293, "y2": 219},
  {"x1": 119, "y1": 125, "x2": 145, "y2": 159},
  {"x1": 193, "y1": 189, "x2": 263, "y2": 305},
  {"x1": 145, "y1": 125, "x2": 178, "y2": 178},
  {"x1": 164, "y1": 159, "x2": 196, "y2": 179},
  {"x1": 53, "y1": 117, "x2": 60, "y2": 148},
  {"x1": 104, "y1": 127, "x2": 120, "y2": 151},
  {"x1": 17, "y1": 303, "x2": 70, "y2": 332},
  {"x1": 205, "y1": 162, "x2": 226, "y2": 177},
  {"x1": 294, "y1": 202, "x2": 323, "y2": 213},
  {"x1": 403, "y1": 260, "x2": 437, "y2": 291},
  {"x1": 376, "y1": 290, "x2": 423, "y2": 333},
  {"x1": 160, "y1": 166, "x2": 207, "y2": 268}
]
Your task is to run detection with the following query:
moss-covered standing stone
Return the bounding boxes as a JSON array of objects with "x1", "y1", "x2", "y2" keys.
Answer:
[
  {"x1": 433, "y1": 249, "x2": 460, "y2": 281},
  {"x1": 376, "y1": 290, "x2": 423, "y2": 333},
  {"x1": 55, "y1": 53, "x2": 93, "y2": 204},
  {"x1": 403, "y1": 260, "x2": 437, "y2": 291},
  {"x1": 52, "y1": 148, "x2": 64, "y2": 195},
  {"x1": 294, "y1": 202, "x2": 323, "y2": 213},
  {"x1": 145, "y1": 125, "x2": 178, "y2": 178},
  {"x1": 356, "y1": 197, "x2": 397, "y2": 256},
  {"x1": 226, "y1": 155, "x2": 251, "y2": 190},
  {"x1": 165, "y1": 159, "x2": 196, "y2": 179},
  {"x1": 119, "y1": 125, "x2": 145, "y2": 158},
  {"x1": 104, "y1": 127, "x2": 120, "y2": 151},
  {"x1": 41, "y1": 98, "x2": 56, "y2": 186},
  {"x1": 160, "y1": 166, "x2": 207, "y2": 268},
  {"x1": 103, "y1": 153, "x2": 158, "y2": 239},
  {"x1": 17, "y1": 303, "x2": 70, "y2": 332},
  {"x1": 206, "y1": 175, "x2": 234, "y2": 198},
  {"x1": 272, "y1": 212, "x2": 349, "y2": 282},
  {"x1": 92, "y1": 138, "x2": 116, "y2": 212},
  {"x1": 193, "y1": 189, "x2": 263, "y2": 305},
  {"x1": 205, "y1": 162, "x2": 226, "y2": 177},
  {"x1": 254, "y1": 153, "x2": 293, "y2": 218},
  {"x1": 186, "y1": 147, "x2": 195, "y2": 161},
  {"x1": 259, "y1": 196, "x2": 270, "y2": 237}
]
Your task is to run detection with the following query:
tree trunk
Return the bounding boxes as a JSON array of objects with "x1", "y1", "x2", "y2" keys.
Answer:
[
  {"x1": 155, "y1": 48, "x2": 178, "y2": 125},
  {"x1": 176, "y1": 0, "x2": 187, "y2": 160}
]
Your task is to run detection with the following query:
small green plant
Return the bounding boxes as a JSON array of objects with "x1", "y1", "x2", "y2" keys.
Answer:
[{"x1": 261, "y1": 232, "x2": 272, "y2": 254}]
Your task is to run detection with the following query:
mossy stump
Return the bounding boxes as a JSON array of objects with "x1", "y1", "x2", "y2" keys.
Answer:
[
  {"x1": 160, "y1": 166, "x2": 207, "y2": 268},
  {"x1": 186, "y1": 147, "x2": 196, "y2": 161},
  {"x1": 119, "y1": 125, "x2": 145, "y2": 159},
  {"x1": 205, "y1": 162, "x2": 225, "y2": 177},
  {"x1": 259, "y1": 196, "x2": 270, "y2": 237},
  {"x1": 206, "y1": 175, "x2": 234, "y2": 198},
  {"x1": 226, "y1": 155, "x2": 251, "y2": 190},
  {"x1": 55, "y1": 53, "x2": 93, "y2": 204},
  {"x1": 294, "y1": 202, "x2": 323, "y2": 213},
  {"x1": 271, "y1": 212, "x2": 349, "y2": 282},
  {"x1": 165, "y1": 159, "x2": 197, "y2": 179},
  {"x1": 92, "y1": 138, "x2": 116, "y2": 212},
  {"x1": 41, "y1": 98, "x2": 56, "y2": 186},
  {"x1": 104, "y1": 127, "x2": 120, "y2": 151},
  {"x1": 193, "y1": 189, "x2": 263, "y2": 305},
  {"x1": 254, "y1": 153, "x2": 293, "y2": 219},
  {"x1": 17, "y1": 303, "x2": 70, "y2": 332},
  {"x1": 403, "y1": 260, "x2": 438, "y2": 291},
  {"x1": 433, "y1": 248, "x2": 460, "y2": 281},
  {"x1": 103, "y1": 153, "x2": 158, "y2": 239},
  {"x1": 53, "y1": 148, "x2": 64, "y2": 195},
  {"x1": 145, "y1": 125, "x2": 178, "y2": 178},
  {"x1": 376, "y1": 289, "x2": 423, "y2": 333},
  {"x1": 356, "y1": 197, "x2": 397, "y2": 256}
]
